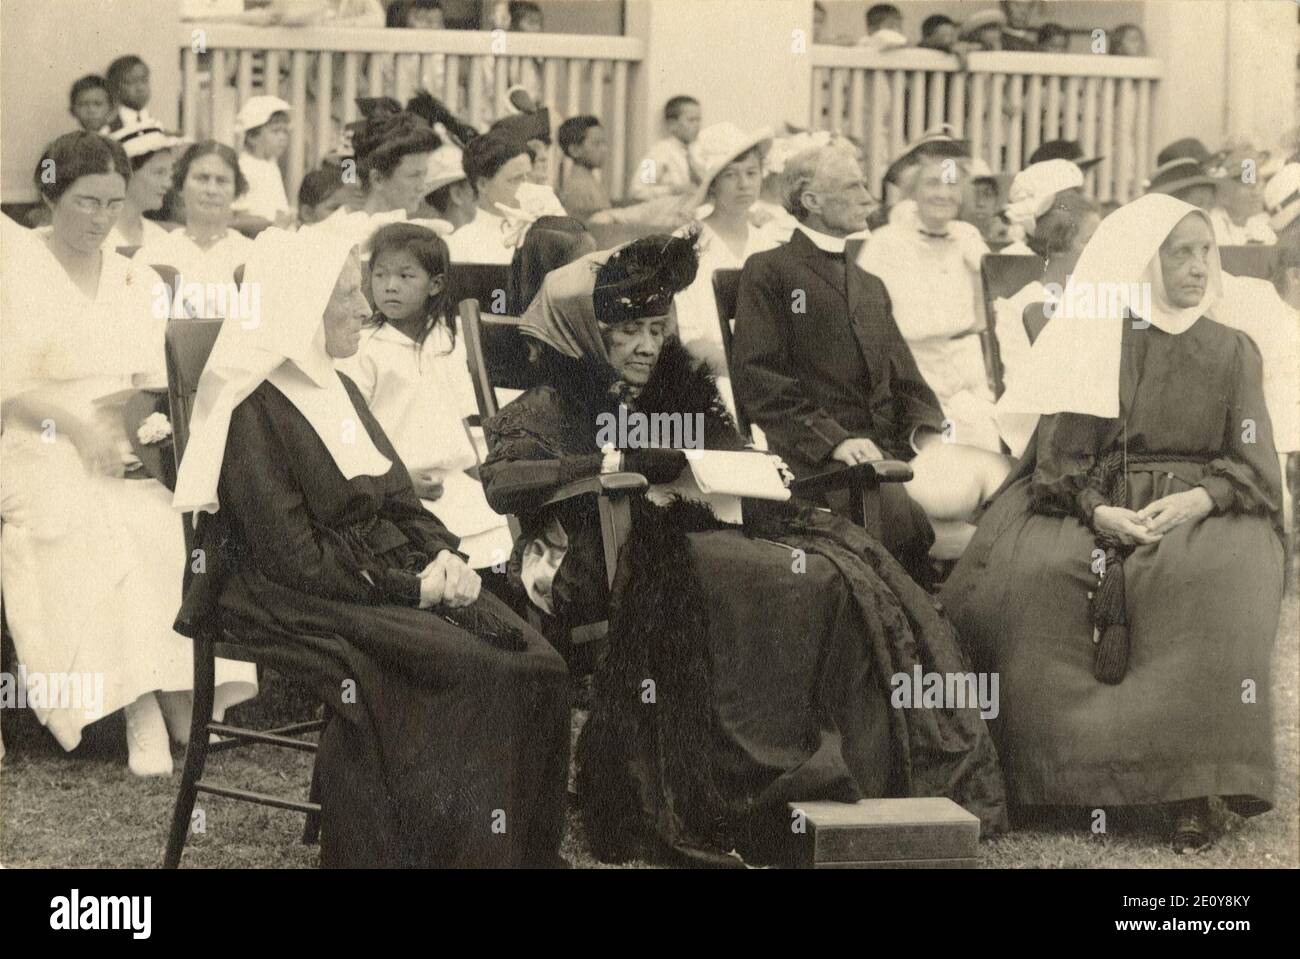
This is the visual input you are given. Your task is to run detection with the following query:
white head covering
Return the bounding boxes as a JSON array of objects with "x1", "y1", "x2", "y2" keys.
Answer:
[
  {"x1": 173, "y1": 228, "x2": 391, "y2": 516},
  {"x1": 1003, "y1": 159, "x2": 1084, "y2": 243},
  {"x1": 1264, "y1": 162, "x2": 1300, "y2": 233},
  {"x1": 997, "y1": 194, "x2": 1222, "y2": 433}
]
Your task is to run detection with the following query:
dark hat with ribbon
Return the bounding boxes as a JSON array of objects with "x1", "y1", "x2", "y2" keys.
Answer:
[{"x1": 1028, "y1": 139, "x2": 1102, "y2": 171}]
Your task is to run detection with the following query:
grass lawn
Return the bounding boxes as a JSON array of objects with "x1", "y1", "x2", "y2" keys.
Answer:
[{"x1": 2, "y1": 590, "x2": 1295, "y2": 870}]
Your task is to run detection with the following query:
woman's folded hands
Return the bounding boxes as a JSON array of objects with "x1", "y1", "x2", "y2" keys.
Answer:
[
  {"x1": 1093, "y1": 488, "x2": 1214, "y2": 544},
  {"x1": 417, "y1": 550, "x2": 481, "y2": 609}
]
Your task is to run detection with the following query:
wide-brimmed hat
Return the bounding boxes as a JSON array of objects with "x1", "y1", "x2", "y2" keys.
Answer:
[
  {"x1": 1028, "y1": 139, "x2": 1102, "y2": 171},
  {"x1": 882, "y1": 124, "x2": 970, "y2": 194},
  {"x1": 689, "y1": 122, "x2": 774, "y2": 209},
  {"x1": 1264, "y1": 162, "x2": 1300, "y2": 233},
  {"x1": 110, "y1": 121, "x2": 183, "y2": 159},
  {"x1": 1143, "y1": 157, "x2": 1219, "y2": 197},
  {"x1": 236, "y1": 95, "x2": 291, "y2": 133},
  {"x1": 959, "y1": 9, "x2": 1007, "y2": 40},
  {"x1": 1156, "y1": 137, "x2": 1228, "y2": 175},
  {"x1": 425, "y1": 144, "x2": 467, "y2": 193}
]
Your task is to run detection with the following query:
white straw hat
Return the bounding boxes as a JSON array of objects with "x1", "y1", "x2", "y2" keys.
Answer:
[{"x1": 688, "y1": 122, "x2": 774, "y2": 209}]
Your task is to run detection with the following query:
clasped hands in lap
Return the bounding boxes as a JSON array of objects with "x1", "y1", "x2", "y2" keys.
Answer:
[
  {"x1": 1093, "y1": 488, "x2": 1214, "y2": 545},
  {"x1": 418, "y1": 550, "x2": 481, "y2": 609}
]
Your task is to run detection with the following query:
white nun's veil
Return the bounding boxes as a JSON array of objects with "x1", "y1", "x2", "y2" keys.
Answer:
[
  {"x1": 996, "y1": 194, "x2": 1223, "y2": 448},
  {"x1": 173, "y1": 228, "x2": 391, "y2": 516}
]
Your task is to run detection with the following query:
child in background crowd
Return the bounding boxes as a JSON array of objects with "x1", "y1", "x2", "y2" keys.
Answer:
[
  {"x1": 857, "y1": 4, "x2": 908, "y2": 50},
  {"x1": 69, "y1": 75, "x2": 114, "y2": 133},
  {"x1": 297, "y1": 165, "x2": 350, "y2": 226},
  {"x1": 339, "y1": 223, "x2": 514, "y2": 575},
  {"x1": 1037, "y1": 23, "x2": 1070, "y2": 52},
  {"x1": 557, "y1": 116, "x2": 611, "y2": 222},
  {"x1": 1110, "y1": 23, "x2": 1146, "y2": 56},
  {"x1": 233, "y1": 96, "x2": 294, "y2": 231},
  {"x1": 105, "y1": 55, "x2": 156, "y2": 131},
  {"x1": 628, "y1": 95, "x2": 701, "y2": 201}
]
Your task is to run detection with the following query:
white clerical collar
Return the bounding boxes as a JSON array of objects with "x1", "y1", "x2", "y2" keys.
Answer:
[{"x1": 797, "y1": 224, "x2": 848, "y2": 253}]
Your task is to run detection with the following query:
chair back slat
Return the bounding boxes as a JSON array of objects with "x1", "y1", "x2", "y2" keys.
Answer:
[
  {"x1": 459, "y1": 299, "x2": 540, "y2": 423},
  {"x1": 448, "y1": 263, "x2": 511, "y2": 318},
  {"x1": 1219, "y1": 245, "x2": 1278, "y2": 281},
  {"x1": 979, "y1": 253, "x2": 1046, "y2": 398},
  {"x1": 710, "y1": 268, "x2": 750, "y2": 439}
]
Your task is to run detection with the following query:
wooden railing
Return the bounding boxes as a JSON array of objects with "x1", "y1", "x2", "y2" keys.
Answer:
[
  {"x1": 178, "y1": 24, "x2": 644, "y2": 200},
  {"x1": 811, "y1": 47, "x2": 1163, "y2": 203}
]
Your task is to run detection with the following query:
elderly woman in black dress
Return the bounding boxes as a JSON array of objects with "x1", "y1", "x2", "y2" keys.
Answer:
[
  {"x1": 480, "y1": 235, "x2": 1007, "y2": 866},
  {"x1": 173, "y1": 228, "x2": 569, "y2": 868},
  {"x1": 943, "y1": 195, "x2": 1285, "y2": 852}
]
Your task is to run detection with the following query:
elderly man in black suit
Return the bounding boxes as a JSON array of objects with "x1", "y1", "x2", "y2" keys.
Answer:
[{"x1": 732, "y1": 138, "x2": 1008, "y2": 574}]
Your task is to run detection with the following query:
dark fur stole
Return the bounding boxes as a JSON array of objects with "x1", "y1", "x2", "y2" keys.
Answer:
[{"x1": 575, "y1": 497, "x2": 740, "y2": 865}]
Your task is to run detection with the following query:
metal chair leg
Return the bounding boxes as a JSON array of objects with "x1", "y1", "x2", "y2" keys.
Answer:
[{"x1": 163, "y1": 632, "x2": 216, "y2": 868}]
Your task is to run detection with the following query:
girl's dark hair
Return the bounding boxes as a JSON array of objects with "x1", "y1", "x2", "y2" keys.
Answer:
[
  {"x1": 366, "y1": 222, "x2": 454, "y2": 350},
  {"x1": 508, "y1": 216, "x2": 593, "y2": 314},
  {"x1": 406, "y1": 90, "x2": 478, "y2": 149},
  {"x1": 69, "y1": 74, "x2": 111, "y2": 108},
  {"x1": 34, "y1": 131, "x2": 130, "y2": 203},
  {"x1": 105, "y1": 55, "x2": 146, "y2": 92},
  {"x1": 172, "y1": 140, "x2": 249, "y2": 198},
  {"x1": 353, "y1": 112, "x2": 441, "y2": 189},
  {"x1": 593, "y1": 231, "x2": 700, "y2": 325},
  {"x1": 299, "y1": 165, "x2": 346, "y2": 208},
  {"x1": 1027, "y1": 190, "x2": 1098, "y2": 259}
]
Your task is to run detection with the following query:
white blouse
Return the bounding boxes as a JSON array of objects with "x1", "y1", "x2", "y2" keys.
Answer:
[
  {"x1": 858, "y1": 203, "x2": 1001, "y2": 451},
  {"x1": 445, "y1": 208, "x2": 513, "y2": 265},
  {"x1": 337, "y1": 321, "x2": 513, "y2": 569},
  {"x1": 134, "y1": 228, "x2": 254, "y2": 319}
]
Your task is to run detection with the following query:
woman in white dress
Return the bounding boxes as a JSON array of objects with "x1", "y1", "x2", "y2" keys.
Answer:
[
  {"x1": 338, "y1": 222, "x2": 514, "y2": 572},
  {"x1": 858, "y1": 155, "x2": 1002, "y2": 453},
  {"x1": 2, "y1": 133, "x2": 256, "y2": 776},
  {"x1": 672, "y1": 123, "x2": 780, "y2": 420},
  {"x1": 135, "y1": 141, "x2": 253, "y2": 320},
  {"x1": 858, "y1": 153, "x2": 1013, "y2": 554},
  {"x1": 105, "y1": 122, "x2": 180, "y2": 251}
]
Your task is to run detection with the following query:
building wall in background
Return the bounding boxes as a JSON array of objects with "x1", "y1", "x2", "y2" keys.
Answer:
[{"x1": 1, "y1": 0, "x2": 182, "y2": 202}]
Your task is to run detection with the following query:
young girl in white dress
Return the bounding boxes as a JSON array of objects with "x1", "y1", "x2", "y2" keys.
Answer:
[{"x1": 338, "y1": 222, "x2": 513, "y2": 571}]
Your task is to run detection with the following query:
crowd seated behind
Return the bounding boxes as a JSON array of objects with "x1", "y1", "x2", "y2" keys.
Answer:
[
  {"x1": 3, "y1": 20, "x2": 1298, "y2": 868},
  {"x1": 815, "y1": 2, "x2": 1147, "y2": 57}
]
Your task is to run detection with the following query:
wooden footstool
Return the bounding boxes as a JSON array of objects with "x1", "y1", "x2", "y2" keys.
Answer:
[{"x1": 787, "y1": 798, "x2": 981, "y2": 868}]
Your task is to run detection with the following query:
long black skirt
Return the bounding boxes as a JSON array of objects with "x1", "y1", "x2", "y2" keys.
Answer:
[{"x1": 218, "y1": 571, "x2": 570, "y2": 868}]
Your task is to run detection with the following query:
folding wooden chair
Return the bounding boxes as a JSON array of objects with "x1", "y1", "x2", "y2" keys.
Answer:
[
  {"x1": 162, "y1": 319, "x2": 326, "y2": 869},
  {"x1": 1219, "y1": 245, "x2": 1279, "y2": 281},
  {"x1": 711, "y1": 268, "x2": 913, "y2": 541},
  {"x1": 460, "y1": 298, "x2": 646, "y2": 650},
  {"x1": 977, "y1": 253, "x2": 1045, "y2": 398}
]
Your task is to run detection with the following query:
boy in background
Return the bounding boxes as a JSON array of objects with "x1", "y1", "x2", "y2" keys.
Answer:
[{"x1": 233, "y1": 96, "x2": 294, "y2": 230}]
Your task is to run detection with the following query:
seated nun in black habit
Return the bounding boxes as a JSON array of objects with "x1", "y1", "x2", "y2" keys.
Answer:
[
  {"x1": 480, "y1": 235, "x2": 1007, "y2": 866},
  {"x1": 172, "y1": 228, "x2": 570, "y2": 868}
]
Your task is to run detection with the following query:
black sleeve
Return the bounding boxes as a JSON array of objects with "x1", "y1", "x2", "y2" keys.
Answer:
[
  {"x1": 1198, "y1": 334, "x2": 1283, "y2": 517},
  {"x1": 731, "y1": 256, "x2": 851, "y2": 464}
]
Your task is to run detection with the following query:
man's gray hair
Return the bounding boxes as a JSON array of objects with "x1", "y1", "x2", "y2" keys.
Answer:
[{"x1": 782, "y1": 136, "x2": 858, "y2": 221}]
